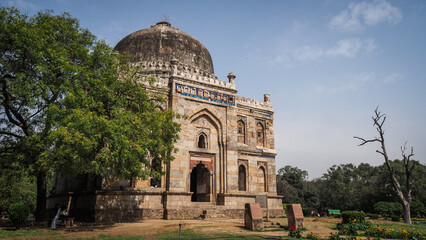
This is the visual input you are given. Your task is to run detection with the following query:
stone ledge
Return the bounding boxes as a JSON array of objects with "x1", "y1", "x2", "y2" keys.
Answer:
[{"x1": 95, "y1": 190, "x2": 164, "y2": 196}]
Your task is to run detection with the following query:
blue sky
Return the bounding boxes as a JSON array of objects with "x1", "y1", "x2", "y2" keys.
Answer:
[{"x1": 4, "y1": 0, "x2": 425, "y2": 179}]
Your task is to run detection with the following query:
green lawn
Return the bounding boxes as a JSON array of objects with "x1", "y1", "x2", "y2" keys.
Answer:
[
  {"x1": 372, "y1": 219, "x2": 426, "y2": 232},
  {"x1": 0, "y1": 228, "x2": 59, "y2": 238}
]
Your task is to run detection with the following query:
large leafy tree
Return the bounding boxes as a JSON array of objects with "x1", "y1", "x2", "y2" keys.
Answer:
[
  {"x1": 277, "y1": 165, "x2": 320, "y2": 209},
  {"x1": 47, "y1": 43, "x2": 181, "y2": 182},
  {"x1": 1, "y1": 7, "x2": 97, "y2": 221},
  {"x1": 0, "y1": 7, "x2": 180, "y2": 221}
]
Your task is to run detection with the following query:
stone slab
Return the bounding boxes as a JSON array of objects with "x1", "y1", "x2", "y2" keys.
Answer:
[
  {"x1": 244, "y1": 203, "x2": 263, "y2": 231},
  {"x1": 287, "y1": 204, "x2": 304, "y2": 229}
]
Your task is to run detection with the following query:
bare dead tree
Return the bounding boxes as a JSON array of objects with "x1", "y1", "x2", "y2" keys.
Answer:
[{"x1": 354, "y1": 107, "x2": 415, "y2": 224}]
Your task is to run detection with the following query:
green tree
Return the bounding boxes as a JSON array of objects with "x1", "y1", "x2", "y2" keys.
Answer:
[
  {"x1": 0, "y1": 7, "x2": 180, "y2": 221},
  {"x1": 1, "y1": 7, "x2": 97, "y2": 221},
  {"x1": 320, "y1": 164, "x2": 359, "y2": 210},
  {"x1": 47, "y1": 43, "x2": 180, "y2": 182},
  {"x1": 0, "y1": 166, "x2": 36, "y2": 213},
  {"x1": 276, "y1": 165, "x2": 320, "y2": 209}
]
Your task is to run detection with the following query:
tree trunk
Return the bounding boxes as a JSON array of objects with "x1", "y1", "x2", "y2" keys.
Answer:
[
  {"x1": 35, "y1": 169, "x2": 47, "y2": 222},
  {"x1": 402, "y1": 201, "x2": 412, "y2": 224}
]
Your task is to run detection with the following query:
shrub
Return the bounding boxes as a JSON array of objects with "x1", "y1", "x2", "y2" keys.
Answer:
[
  {"x1": 303, "y1": 207, "x2": 312, "y2": 217},
  {"x1": 374, "y1": 202, "x2": 402, "y2": 217},
  {"x1": 411, "y1": 201, "x2": 425, "y2": 217},
  {"x1": 366, "y1": 213, "x2": 379, "y2": 219},
  {"x1": 341, "y1": 211, "x2": 366, "y2": 224},
  {"x1": 337, "y1": 221, "x2": 373, "y2": 236},
  {"x1": 8, "y1": 202, "x2": 30, "y2": 229},
  {"x1": 391, "y1": 215, "x2": 400, "y2": 222}
]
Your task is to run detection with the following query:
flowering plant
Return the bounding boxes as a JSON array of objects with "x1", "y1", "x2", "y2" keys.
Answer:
[{"x1": 289, "y1": 225, "x2": 302, "y2": 238}]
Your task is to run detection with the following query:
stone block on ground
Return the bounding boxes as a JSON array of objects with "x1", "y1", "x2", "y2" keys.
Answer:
[
  {"x1": 287, "y1": 204, "x2": 304, "y2": 229},
  {"x1": 244, "y1": 203, "x2": 264, "y2": 231}
]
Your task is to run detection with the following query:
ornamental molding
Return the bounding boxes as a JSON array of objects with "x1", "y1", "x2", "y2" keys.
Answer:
[
  {"x1": 132, "y1": 61, "x2": 236, "y2": 92},
  {"x1": 236, "y1": 96, "x2": 273, "y2": 112}
]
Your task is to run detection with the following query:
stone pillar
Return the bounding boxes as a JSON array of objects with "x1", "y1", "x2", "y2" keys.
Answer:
[
  {"x1": 227, "y1": 72, "x2": 236, "y2": 84},
  {"x1": 264, "y1": 94, "x2": 270, "y2": 103}
]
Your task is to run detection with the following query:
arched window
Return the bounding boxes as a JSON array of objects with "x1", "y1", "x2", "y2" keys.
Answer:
[
  {"x1": 197, "y1": 133, "x2": 207, "y2": 149},
  {"x1": 256, "y1": 123, "x2": 264, "y2": 147},
  {"x1": 238, "y1": 165, "x2": 246, "y2": 191},
  {"x1": 258, "y1": 166, "x2": 267, "y2": 192},
  {"x1": 237, "y1": 120, "x2": 245, "y2": 144}
]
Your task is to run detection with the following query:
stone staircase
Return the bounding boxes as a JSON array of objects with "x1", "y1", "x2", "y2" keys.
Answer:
[
  {"x1": 189, "y1": 202, "x2": 228, "y2": 219},
  {"x1": 263, "y1": 221, "x2": 283, "y2": 231}
]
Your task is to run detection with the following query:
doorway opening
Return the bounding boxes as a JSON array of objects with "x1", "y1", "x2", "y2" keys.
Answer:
[{"x1": 190, "y1": 162, "x2": 211, "y2": 202}]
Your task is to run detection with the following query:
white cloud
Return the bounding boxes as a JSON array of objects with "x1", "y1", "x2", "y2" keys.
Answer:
[
  {"x1": 268, "y1": 38, "x2": 376, "y2": 67},
  {"x1": 326, "y1": 38, "x2": 376, "y2": 58},
  {"x1": 292, "y1": 38, "x2": 376, "y2": 63},
  {"x1": 329, "y1": 0, "x2": 403, "y2": 32},
  {"x1": 311, "y1": 72, "x2": 402, "y2": 95}
]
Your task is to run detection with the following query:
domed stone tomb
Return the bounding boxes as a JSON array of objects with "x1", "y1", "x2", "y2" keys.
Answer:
[
  {"x1": 48, "y1": 22, "x2": 284, "y2": 222},
  {"x1": 114, "y1": 21, "x2": 214, "y2": 75}
]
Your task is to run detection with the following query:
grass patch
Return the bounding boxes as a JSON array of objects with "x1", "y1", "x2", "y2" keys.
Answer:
[
  {"x1": 156, "y1": 228, "x2": 208, "y2": 239},
  {"x1": 156, "y1": 228, "x2": 289, "y2": 239},
  {"x1": 0, "y1": 228, "x2": 59, "y2": 237},
  {"x1": 374, "y1": 220, "x2": 426, "y2": 232}
]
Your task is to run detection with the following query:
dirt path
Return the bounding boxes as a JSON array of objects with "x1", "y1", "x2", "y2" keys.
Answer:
[{"x1": 3, "y1": 217, "x2": 341, "y2": 239}]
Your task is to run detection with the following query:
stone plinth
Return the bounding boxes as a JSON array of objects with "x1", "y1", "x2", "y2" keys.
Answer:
[
  {"x1": 287, "y1": 204, "x2": 304, "y2": 229},
  {"x1": 244, "y1": 203, "x2": 264, "y2": 231}
]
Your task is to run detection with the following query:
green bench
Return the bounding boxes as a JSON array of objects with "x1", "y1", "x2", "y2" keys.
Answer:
[{"x1": 328, "y1": 209, "x2": 341, "y2": 216}]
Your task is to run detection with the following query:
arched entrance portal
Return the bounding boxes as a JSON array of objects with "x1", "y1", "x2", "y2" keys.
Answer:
[{"x1": 190, "y1": 162, "x2": 211, "y2": 202}]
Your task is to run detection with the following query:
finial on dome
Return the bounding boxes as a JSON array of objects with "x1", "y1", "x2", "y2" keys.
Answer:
[
  {"x1": 156, "y1": 21, "x2": 171, "y2": 27},
  {"x1": 227, "y1": 72, "x2": 236, "y2": 84}
]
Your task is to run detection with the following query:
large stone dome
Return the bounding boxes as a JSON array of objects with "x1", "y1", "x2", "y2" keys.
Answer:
[{"x1": 114, "y1": 21, "x2": 214, "y2": 74}]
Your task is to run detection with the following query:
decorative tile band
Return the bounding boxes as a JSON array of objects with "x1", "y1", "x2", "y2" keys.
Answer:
[
  {"x1": 176, "y1": 83, "x2": 235, "y2": 106},
  {"x1": 260, "y1": 155, "x2": 275, "y2": 159}
]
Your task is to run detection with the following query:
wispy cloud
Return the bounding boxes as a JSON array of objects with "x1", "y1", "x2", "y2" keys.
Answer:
[
  {"x1": 326, "y1": 39, "x2": 376, "y2": 58},
  {"x1": 7, "y1": 0, "x2": 39, "y2": 12},
  {"x1": 310, "y1": 72, "x2": 402, "y2": 95},
  {"x1": 329, "y1": 0, "x2": 403, "y2": 32},
  {"x1": 290, "y1": 38, "x2": 376, "y2": 63}
]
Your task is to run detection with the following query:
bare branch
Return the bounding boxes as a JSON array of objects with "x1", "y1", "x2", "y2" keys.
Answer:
[
  {"x1": 376, "y1": 150, "x2": 386, "y2": 157},
  {"x1": 353, "y1": 136, "x2": 380, "y2": 146}
]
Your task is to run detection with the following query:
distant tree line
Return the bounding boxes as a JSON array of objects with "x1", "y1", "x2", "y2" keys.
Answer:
[{"x1": 277, "y1": 161, "x2": 426, "y2": 217}]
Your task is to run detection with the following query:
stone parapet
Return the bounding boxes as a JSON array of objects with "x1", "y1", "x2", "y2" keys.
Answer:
[
  {"x1": 236, "y1": 96, "x2": 273, "y2": 112},
  {"x1": 133, "y1": 61, "x2": 236, "y2": 91}
]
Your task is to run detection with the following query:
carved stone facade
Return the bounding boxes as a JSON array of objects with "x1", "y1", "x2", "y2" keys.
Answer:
[{"x1": 48, "y1": 21, "x2": 284, "y2": 222}]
